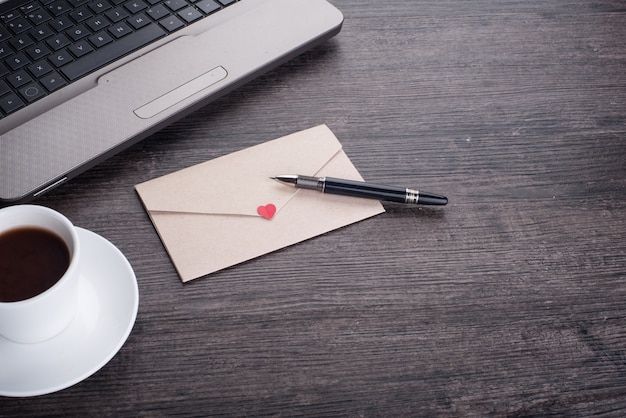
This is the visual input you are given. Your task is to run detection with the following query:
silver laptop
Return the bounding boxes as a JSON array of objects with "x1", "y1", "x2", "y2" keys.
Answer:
[{"x1": 0, "y1": 0, "x2": 343, "y2": 203}]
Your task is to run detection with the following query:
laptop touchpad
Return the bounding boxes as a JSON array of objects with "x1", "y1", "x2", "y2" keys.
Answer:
[{"x1": 134, "y1": 66, "x2": 227, "y2": 119}]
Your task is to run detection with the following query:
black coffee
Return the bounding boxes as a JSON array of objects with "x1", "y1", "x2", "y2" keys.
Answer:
[{"x1": 0, "y1": 227, "x2": 70, "y2": 303}]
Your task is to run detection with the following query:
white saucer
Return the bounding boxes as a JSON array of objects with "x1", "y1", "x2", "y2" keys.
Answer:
[{"x1": 0, "y1": 227, "x2": 139, "y2": 397}]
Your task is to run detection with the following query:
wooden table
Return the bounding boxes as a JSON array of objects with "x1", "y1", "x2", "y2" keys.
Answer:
[{"x1": 3, "y1": 0, "x2": 626, "y2": 415}]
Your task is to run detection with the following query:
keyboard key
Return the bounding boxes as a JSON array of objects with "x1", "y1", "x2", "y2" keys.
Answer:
[
  {"x1": 49, "y1": 49, "x2": 74, "y2": 67},
  {"x1": 178, "y1": 6, "x2": 202, "y2": 23},
  {"x1": 67, "y1": 24, "x2": 90, "y2": 40},
  {"x1": 89, "y1": 31, "x2": 113, "y2": 48},
  {"x1": 124, "y1": 0, "x2": 147, "y2": 13},
  {"x1": 62, "y1": 23, "x2": 165, "y2": 80},
  {"x1": 89, "y1": 0, "x2": 113, "y2": 13},
  {"x1": 47, "y1": 33, "x2": 71, "y2": 50},
  {"x1": 19, "y1": 82, "x2": 46, "y2": 102},
  {"x1": 25, "y1": 43, "x2": 51, "y2": 60},
  {"x1": 28, "y1": 59, "x2": 54, "y2": 77},
  {"x1": 69, "y1": 7, "x2": 94, "y2": 22},
  {"x1": 68, "y1": 39, "x2": 94, "y2": 56},
  {"x1": 159, "y1": 15, "x2": 184, "y2": 32},
  {"x1": 0, "y1": 80, "x2": 11, "y2": 96},
  {"x1": 7, "y1": 69, "x2": 33, "y2": 88},
  {"x1": 6, "y1": 52, "x2": 31, "y2": 70},
  {"x1": 164, "y1": 0, "x2": 186, "y2": 11},
  {"x1": 8, "y1": 17, "x2": 33, "y2": 34},
  {"x1": 85, "y1": 15, "x2": 111, "y2": 31},
  {"x1": 27, "y1": 9, "x2": 52, "y2": 26},
  {"x1": 0, "y1": 26, "x2": 12, "y2": 42},
  {"x1": 0, "y1": 92, "x2": 25, "y2": 114},
  {"x1": 0, "y1": 62, "x2": 9, "y2": 77},
  {"x1": 105, "y1": 7, "x2": 129, "y2": 22},
  {"x1": 0, "y1": 44, "x2": 13, "y2": 60},
  {"x1": 49, "y1": 16, "x2": 73, "y2": 32},
  {"x1": 146, "y1": 4, "x2": 169, "y2": 20},
  {"x1": 40, "y1": 70, "x2": 67, "y2": 91},
  {"x1": 21, "y1": 3, "x2": 40, "y2": 14},
  {"x1": 1, "y1": 11, "x2": 20, "y2": 24},
  {"x1": 195, "y1": 0, "x2": 219, "y2": 15},
  {"x1": 10, "y1": 34, "x2": 35, "y2": 50},
  {"x1": 108, "y1": 22, "x2": 132, "y2": 38},
  {"x1": 31, "y1": 24, "x2": 55, "y2": 41},
  {"x1": 47, "y1": 0, "x2": 72, "y2": 16},
  {"x1": 128, "y1": 13, "x2": 150, "y2": 29}
]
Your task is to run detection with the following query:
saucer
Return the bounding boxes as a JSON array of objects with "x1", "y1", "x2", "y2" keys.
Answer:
[{"x1": 0, "y1": 227, "x2": 139, "y2": 397}]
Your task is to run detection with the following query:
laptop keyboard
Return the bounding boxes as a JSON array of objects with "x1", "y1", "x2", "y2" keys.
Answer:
[{"x1": 0, "y1": 0, "x2": 238, "y2": 118}]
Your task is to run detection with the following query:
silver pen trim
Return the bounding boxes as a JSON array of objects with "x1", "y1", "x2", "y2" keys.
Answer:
[{"x1": 405, "y1": 188, "x2": 419, "y2": 204}]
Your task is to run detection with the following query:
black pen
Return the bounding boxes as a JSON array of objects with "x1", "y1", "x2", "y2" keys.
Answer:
[{"x1": 271, "y1": 175, "x2": 447, "y2": 206}]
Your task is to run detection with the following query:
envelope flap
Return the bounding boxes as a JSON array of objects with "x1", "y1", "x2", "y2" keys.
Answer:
[{"x1": 135, "y1": 125, "x2": 342, "y2": 216}]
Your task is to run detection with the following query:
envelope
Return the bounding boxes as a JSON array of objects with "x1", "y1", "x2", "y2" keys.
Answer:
[{"x1": 135, "y1": 125, "x2": 385, "y2": 282}]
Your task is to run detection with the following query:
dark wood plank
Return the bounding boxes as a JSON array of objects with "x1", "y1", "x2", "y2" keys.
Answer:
[{"x1": 2, "y1": 0, "x2": 626, "y2": 416}]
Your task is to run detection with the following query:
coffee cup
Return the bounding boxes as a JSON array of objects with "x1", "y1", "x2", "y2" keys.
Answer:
[{"x1": 0, "y1": 205, "x2": 81, "y2": 344}]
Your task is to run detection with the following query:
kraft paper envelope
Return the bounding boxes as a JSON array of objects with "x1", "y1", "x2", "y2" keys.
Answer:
[{"x1": 135, "y1": 125, "x2": 385, "y2": 282}]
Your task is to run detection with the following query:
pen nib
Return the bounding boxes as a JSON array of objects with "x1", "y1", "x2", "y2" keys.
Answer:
[{"x1": 271, "y1": 175, "x2": 298, "y2": 185}]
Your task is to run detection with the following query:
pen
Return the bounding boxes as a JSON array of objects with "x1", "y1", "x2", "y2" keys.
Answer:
[{"x1": 271, "y1": 175, "x2": 448, "y2": 206}]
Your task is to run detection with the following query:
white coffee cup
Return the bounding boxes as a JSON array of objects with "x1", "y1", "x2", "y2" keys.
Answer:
[{"x1": 0, "y1": 205, "x2": 81, "y2": 344}]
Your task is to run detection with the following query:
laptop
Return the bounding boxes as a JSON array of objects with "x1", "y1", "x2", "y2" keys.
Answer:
[{"x1": 0, "y1": 0, "x2": 343, "y2": 204}]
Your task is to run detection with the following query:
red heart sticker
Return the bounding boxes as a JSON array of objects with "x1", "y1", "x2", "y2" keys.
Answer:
[{"x1": 257, "y1": 203, "x2": 276, "y2": 220}]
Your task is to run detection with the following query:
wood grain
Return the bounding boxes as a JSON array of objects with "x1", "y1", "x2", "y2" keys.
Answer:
[{"x1": 2, "y1": 0, "x2": 626, "y2": 416}]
